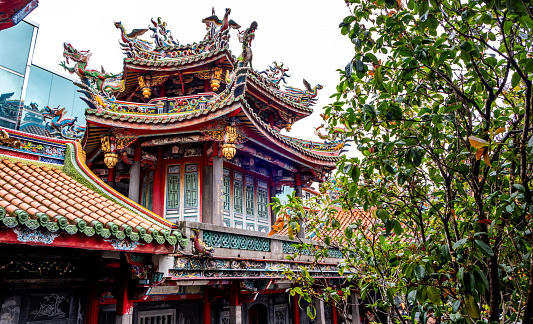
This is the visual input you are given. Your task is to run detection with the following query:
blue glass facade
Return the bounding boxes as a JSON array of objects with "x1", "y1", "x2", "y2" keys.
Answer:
[{"x1": 0, "y1": 20, "x2": 86, "y2": 137}]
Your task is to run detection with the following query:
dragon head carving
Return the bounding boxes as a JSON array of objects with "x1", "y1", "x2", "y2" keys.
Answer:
[{"x1": 62, "y1": 42, "x2": 90, "y2": 64}]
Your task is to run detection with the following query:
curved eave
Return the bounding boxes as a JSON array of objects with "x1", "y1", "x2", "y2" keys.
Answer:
[
  {"x1": 237, "y1": 99, "x2": 339, "y2": 168},
  {"x1": 246, "y1": 75, "x2": 314, "y2": 118},
  {"x1": 123, "y1": 48, "x2": 234, "y2": 72},
  {"x1": 246, "y1": 79, "x2": 311, "y2": 123}
]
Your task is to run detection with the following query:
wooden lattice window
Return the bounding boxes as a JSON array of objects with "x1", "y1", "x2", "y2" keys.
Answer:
[
  {"x1": 147, "y1": 175, "x2": 154, "y2": 211},
  {"x1": 257, "y1": 188, "x2": 268, "y2": 218},
  {"x1": 223, "y1": 177, "x2": 230, "y2": 211},
  {"x1": 234, "y1": 180, "x2": 243, "y2": 213},
  {"x1": 141, "y1": 171, "x2": 154, "y2": 211},
  {"x1": 245, "y1": 184, "x2": 254, "y2": 215},
  {"x1": 166, "y1": 174, "x2": 180, "y2": 210},
  {"x1": 184, "y1": 173, "x2": 198, "y2": 208}
]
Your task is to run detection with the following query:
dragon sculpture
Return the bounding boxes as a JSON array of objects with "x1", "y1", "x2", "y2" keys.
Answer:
[
  {"x1": 190, "y1": 229, "x2": 214, "y2": 257},
  {"x1": 202, "y1": 8, "x2": 240, "y2": 49},
  {"x1": 283, "y1": 79, "x2": 323, "y2": 107},
  {"x1": 42, "y1": 105, "x2": 86, "y2": 140},
  {"x1": 149, "y1": 17, "x2": 179, "y2": 48},
  {"x1": 238, "y1": 21, "x2": 258, "y2": 68},
  {"x1": 259, "y1": 61, "x2": 291, "y2": 85},
  {"x1": 60, "y1": 42, "x2": 124, "y2": 97}
]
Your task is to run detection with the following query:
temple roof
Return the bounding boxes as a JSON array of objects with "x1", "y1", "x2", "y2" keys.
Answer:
[{"x1": 0, "y1": 129, "x2": 184, "y2": 252}]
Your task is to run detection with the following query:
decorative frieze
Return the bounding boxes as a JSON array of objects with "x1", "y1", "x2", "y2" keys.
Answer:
[{"x1": 202, "y1": 230, "x2": 269, "y2": 252}]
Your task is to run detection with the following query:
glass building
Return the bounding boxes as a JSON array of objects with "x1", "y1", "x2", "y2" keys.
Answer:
[{"x1": 0, "y1": 19, "x2": 86, "y2": 136}]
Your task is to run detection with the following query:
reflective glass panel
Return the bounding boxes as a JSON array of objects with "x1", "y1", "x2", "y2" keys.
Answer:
[
  {"x1": 0, "y1": 69, "x2": 24, "y2": 129},
  {"x1": 0, "y1": 21, "x2": 34, "y2": 74}
]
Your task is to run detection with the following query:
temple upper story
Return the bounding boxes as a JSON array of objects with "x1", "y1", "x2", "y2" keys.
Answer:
[{"x1": 55, "y1": 8, "x2": 349, "y2": 233}]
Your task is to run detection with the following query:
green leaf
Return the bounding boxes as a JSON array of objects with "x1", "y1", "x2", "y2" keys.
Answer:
[
  {"x1": 474, "y1": 240, "x2": 494, "y2": 257},
  {"x1": 375, "y1": 66, "x2": 383, "y2": 84},
  {"x1": 407, "y1": 289, "x2": 417, "y2": 305},
  {"x1": 393, "y1": 220, "x2": 403, "y2": 235},
  {"x1": 345, "y1": 62, "x2": 353, "y2": 78},
  {"x1": 345, "y1": 226, "x2": 354, "y2": 239},
  {"x1": 389, "y1": 256, "x2": 399, "y2": 267},
  {"x1": 465, "y1": 294, "x2": 481, "y2": 319},
  {"x1": 473, "y1": 269, "x2": 489, "y2": 294},
  {"x1": 410, "y1": 148, "x2": 423, "y2": 167},
  {"x1": 453, "y1": 238, "x2": 468, "y2": 250},
  {"x1": 355, "y1": 59, "x2": 365, "y2": 73},
  {"x1": 387, "y1": 287, "x2": 395, "y2": 303},
  {"x1": 352, "y1": 166, "x2": 361, "y2": 183},
  {"x1": 365, "y1": 53, "x2": 379, "y2": 65},
  {"x1": 512, "y1": 72, "x2": 521, "y2": 88},
  {"x1": 513, "y1": 184, "x2": 525, "y2": 192},
  {"x1": 307, "y1": 305, "x2": 316, "y2": 319},
  {"x1": 427, "y1": 286, "x2": 441, "y2": 304},
  {"x1": 414, "y1": 265, "x2": 425, "y2": 279},
  {"x1": 464, "y1": 272, "x2": 475, "y2": 293},
  {"x1": 524, "y1": 59, "x2": 533, "y2": 73},
  {"x1": 459, "y1": 41, "x2": 473, "y2": 52},
  {"x1": 452, "y1": 299, "x2": 461, "y2": 313}
]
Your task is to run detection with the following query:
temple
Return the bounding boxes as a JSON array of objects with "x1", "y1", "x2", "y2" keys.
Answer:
[{"x1": 0, "y1": 9, "x2": 359, "y2": 324}]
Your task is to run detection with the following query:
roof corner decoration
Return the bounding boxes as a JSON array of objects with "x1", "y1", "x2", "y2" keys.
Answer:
[
  {"x1": 259, "y1": 61, "x2": 291, "y2": 87},
  {"x1": 283, "y1": 79, "x2": 323, "y2": 109},
  {"x1": 237, "y1": 21, "x2": 258, "y2": 69},
  {"x1": 149, "y1": 17, "x2": 180, "y2": 48},
  {"x1": 202, "y1": 7, "x2": 240, "y2": 49},
  {"x1": 42, "y1": 105, "x2": 86, "y2": 140},
  {"x1": 60, "y1": 42, "x2": 124, "y2": 99}
]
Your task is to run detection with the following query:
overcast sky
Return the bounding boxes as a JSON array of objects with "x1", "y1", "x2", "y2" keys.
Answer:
[{"x1": 27, "y1": 0, "x2": 356, "y2": 155}]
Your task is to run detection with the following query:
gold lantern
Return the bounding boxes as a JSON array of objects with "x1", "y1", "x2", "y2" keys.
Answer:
[
  {"x1": 101, "y1": 135, "x2": 118, "y2": 168},
  {"x1": 210, "y1": 67, "x2": 223, "y2": 92},
  {"x1": 284, "y1": 116, "x2": 293, "y2": 132},
  {"x1": 104, "y1": 152, "x2": 119, "y2": 168},
  {"x1": 138, "y1": 75, "x2": 152, "y2": 98},
  {"x1": 221, "y1": 125, "x2": 238, "y2": 159},
  {"x1": 221, "y1": 143, "x2": 236, "y2": 159}
]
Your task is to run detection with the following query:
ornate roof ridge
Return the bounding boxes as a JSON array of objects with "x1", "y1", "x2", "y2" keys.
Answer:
[{"x1": 123, "y1": 45, "x2": 232, "y2": 68}]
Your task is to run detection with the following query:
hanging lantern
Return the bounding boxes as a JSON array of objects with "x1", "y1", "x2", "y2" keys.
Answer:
[
  {"x1": 138, "y1": 75, "x2": 152, "y2": 98},
  {"x1": 221, "y1": 143, "x2": 236, "y2": 159},
  {"x1": 104, "y1": 152, "x2": 119, "y2": 168},
  {"x1": 101, "y1": 134, "x2": 118, "y2": 168},
  {"x1": 284, "y1": 115, "x2": 294, "y2": 132},
  {"x1": 221, "y1": 125, "x2": 238, "y2": 159},
  {"x1": 210, "y1": 67, "x2": 223, "y2": 92}
]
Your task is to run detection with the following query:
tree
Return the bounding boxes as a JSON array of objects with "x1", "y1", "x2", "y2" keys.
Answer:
[{"x1": 272, "y1": 0, "x2": 533, "y2": 322}]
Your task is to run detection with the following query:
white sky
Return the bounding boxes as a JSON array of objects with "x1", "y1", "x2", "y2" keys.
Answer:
[{"x1": 27, "y1": 0, "x2": 356, "y2": 155}]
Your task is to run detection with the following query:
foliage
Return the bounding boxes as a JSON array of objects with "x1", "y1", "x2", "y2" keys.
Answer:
[{"x1": 273, "y1": 0, "x2": 533, "y2": 322}]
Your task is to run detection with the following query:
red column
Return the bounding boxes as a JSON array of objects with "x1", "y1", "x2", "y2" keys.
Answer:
[
  {"x1": 204, "y1": 79, "x2": 210, "y2": 93},
  {"x1": 152, "y1": 147, "x2": 165, "y2": 216},
  {"x1": 107, "y1": 166, "x2": 116, "y2": 189},
  {"x1": 292, "y1": 294, "x2": 301, "y2": 324},
  {"x1": 230, "y1": 281, "x2": 240, "y2": 307},
  {"x1": 295, "y1": 172, "x2": 302, "y2": 187},
  {"x1": 332, "y1": 305, "x2": 338, "y2": 324},
  {"x1": 85, "y1": 283, "x2": 99, "y2": 324},
  {"x1": 203, "y1": 286, "x2": 211, "y2": 324},
  {"x1": 116, "y1": 261, "x2": 133, "y2": 319},
  {"x1": 269, "y1": 112, "x2": 274, "y2": 128}
]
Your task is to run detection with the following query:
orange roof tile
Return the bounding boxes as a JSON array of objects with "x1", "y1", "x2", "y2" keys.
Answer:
[{"x1": 0, "y1": 158, "x2": 179, "y2": 246}]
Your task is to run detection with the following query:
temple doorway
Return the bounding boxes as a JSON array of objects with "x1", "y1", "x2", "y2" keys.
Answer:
[{"x1": 248, "y1": 304, "x2": 268, "y2": 324}]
